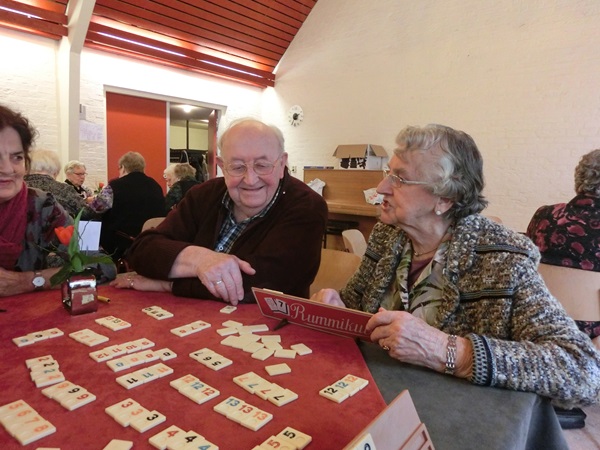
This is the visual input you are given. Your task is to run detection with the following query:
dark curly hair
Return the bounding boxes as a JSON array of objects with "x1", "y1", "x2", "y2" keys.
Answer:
[{"x1": 0, "y1": 104, "x2": 38, "y2": 171}]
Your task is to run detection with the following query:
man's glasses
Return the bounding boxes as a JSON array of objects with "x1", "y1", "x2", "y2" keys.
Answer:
[
  {"x1": 382, "y1": 169, "x2": 429, "y2": 188},
  {"x1": 73, "y1": 172, "x2": 87, "y2": 176},
  {"x1": 222, "y1": 158, "x2": 281, "y2": 177}
]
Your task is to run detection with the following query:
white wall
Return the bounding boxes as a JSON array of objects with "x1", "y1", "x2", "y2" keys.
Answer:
[
  {"x1": 2, "y1": 0, "x2": 600, "y2": 231},
  {"x1": 265, "y1": 0, "x2": 600, "y2": 231}
]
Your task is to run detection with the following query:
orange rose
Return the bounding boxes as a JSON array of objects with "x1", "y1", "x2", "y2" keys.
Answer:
[
  {"x1": 98, "y1": 182, "x2": 104, "y2": 189},
  {"x1": 54, "y1": 225, "x2": 74, "y2": 246}
]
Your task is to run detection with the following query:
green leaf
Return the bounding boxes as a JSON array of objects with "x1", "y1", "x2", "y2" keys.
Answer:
[
  {"x1": 50, "y1": 264, "x2": 74, "y2": 287},
  {"x1": 68, "y1": 209, "x2": 84, "y2": 257}
]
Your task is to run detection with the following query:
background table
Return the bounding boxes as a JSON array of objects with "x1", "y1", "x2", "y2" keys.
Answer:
[
  {"x1": 0, "y1": 287, "x2": 386, "y2": 449},
  {"x1": 359, "y1": 341, "x2": 569, "y2": 450}
]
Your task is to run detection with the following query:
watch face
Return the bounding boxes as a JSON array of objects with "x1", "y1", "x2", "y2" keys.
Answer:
[{"x1": 33, "y1": 276, "x2": 45, "y2": 288}]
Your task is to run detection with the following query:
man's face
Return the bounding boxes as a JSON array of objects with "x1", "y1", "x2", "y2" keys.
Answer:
[{"x1": 217, "y1": 122, "x2": 288, "y2": 221}]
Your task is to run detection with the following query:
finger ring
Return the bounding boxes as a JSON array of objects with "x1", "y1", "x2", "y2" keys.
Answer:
[
  {"x1": 128, "y1": 276, "x2": 134, "y2": 289},
  {"x1": 382, "y1": 345, "x2": 390, "y2": 351},
  {"x1": 215, "y1": 280, "x2": 223, "y2": 285}
]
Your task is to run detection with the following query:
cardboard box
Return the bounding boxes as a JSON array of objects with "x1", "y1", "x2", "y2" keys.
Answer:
[{"x1": 333, "y1": 144, "x2": 388, "y2": 170}]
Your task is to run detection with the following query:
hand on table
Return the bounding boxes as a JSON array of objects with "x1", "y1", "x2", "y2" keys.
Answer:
[
  {"x1": 310, "y1": 288, "x2": 346, "y2": 308},
  {"x1": 170, "y1": 246, "x2": 256, "y2": 305},
  {"x1": 110, "y1": 272, "x2": 172, "y2": 292},
  {"x1": 366, "y1": 307, "x2": 452, "y2": 373}
]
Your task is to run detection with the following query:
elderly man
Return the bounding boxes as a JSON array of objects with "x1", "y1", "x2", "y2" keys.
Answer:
[{"x1": 115, "y1": 118, "x2": 328, "y2": 304}]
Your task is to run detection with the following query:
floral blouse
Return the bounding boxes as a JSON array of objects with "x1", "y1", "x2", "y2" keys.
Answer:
[{"x1": 526, "y1": 194, "x2": 600, "y2": 272}]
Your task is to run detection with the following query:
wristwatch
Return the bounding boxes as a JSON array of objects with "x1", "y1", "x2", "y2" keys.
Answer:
[{"x1": 32, "y1": 271, "x2": 46, "y2": 291}]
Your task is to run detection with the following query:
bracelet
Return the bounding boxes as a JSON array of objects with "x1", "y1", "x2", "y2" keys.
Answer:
[{"x1": 445, "y1": 334, "x2": 457, "y2": 375}]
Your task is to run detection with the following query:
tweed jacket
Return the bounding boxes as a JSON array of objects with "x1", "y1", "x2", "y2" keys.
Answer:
[
  {"x1": 24, "y1": 174, "x2": 96, "y2": 219},
  {"x1": 341, "y1": 214, "x2": 600, "y2": 407}
]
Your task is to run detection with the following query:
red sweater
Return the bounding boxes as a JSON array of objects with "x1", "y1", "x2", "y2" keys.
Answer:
[{"x1": 128, "y1": 171, "x2": 328, "y2": 302}]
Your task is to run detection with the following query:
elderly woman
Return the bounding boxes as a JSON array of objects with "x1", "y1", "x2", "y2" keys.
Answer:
[
  {"x1": 24, "y1": 149, "x2": 95, "y2": 219},
  {"x1": 0, "y1": 104, "x2": 115, "y2": 296},
  {"x1": 164, "y1": 162, "x2": 199, "y2": 213},
  {"x1": 64, "y1": 160, "x2": 93, "y2": 199},
  {"x1": 313, "y1": 124, "x2": 600, "y2": 409},
  {"x1": 526, "y1": 148, "x2": 600, "y2": 342}
]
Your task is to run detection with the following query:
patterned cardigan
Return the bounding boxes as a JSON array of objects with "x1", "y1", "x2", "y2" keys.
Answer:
[{"x1": 340, "y1": 214, "x2": 600, "y2": 408}]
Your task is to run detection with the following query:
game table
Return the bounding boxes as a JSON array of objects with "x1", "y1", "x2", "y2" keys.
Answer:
[
  {"x1": 0, "y1": 287, "x2": 386, "y2": 449},
  {"x1": 1, "y1": 286, "x2": 569, "y2": 450}
]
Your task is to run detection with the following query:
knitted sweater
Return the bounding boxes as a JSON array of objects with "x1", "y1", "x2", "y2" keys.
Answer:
[
  {"x1": 129, "y1": 170, "x2": 328, "y2": 302},
  {"x1": 341, "y1": 214, "x2": 600, "y2": 407}
]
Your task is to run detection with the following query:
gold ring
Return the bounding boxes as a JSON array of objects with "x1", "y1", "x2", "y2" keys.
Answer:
[{"x1": 382, "y1": 345, "x2": 390, "y2": 351}]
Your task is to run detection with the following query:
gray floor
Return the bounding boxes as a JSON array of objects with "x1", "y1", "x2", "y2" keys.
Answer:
[{"x1": 563, "y1": 403, "x2": 600, "y2": 449}]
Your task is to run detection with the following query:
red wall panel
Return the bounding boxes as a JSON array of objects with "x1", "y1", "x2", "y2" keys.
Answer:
[{"x1": 106, "y1": 93, "x2": 167, "y2": 194}]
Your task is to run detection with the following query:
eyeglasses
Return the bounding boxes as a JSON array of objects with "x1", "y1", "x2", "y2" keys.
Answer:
[
  {"x1": 382, "y1": 169, "x2": 429, "y2": 188},
  {"x1": 222, "y1": 158, "x2": 281, "y2": 177},
  {"x1": 73, "y1": 172, "x2": 87, "y2": 176}
]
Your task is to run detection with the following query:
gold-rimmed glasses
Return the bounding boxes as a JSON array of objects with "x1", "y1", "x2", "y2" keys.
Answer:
[{"x1": 382, "y1": 169, "x2": 429, "y2": 188}]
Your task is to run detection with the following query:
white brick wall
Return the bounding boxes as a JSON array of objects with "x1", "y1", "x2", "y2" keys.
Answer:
[{"x1": 2, "y1": 0, "x2": 600, "y2": 232}]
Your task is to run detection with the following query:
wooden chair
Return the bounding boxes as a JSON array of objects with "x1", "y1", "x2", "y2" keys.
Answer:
[
  {"x1": 538, "y1": 263, "x2": 600, "y2": 349},
  {"x1": 310, "y1": 248, "x2": 361, "y2": 296},
  {"x1": 141, "y1": 217, "x2": 166, "y2": 232},
  {"x1": 342, "y1": 228, "x2": 367, "y2": 257},
  {"x1": 538, "y1": 263, "x2": 600, "y2": 321}
]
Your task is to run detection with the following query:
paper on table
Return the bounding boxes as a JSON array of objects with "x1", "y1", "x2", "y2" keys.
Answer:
[{"x1": 78, "y1": 221, "x2": 101, "y2": 251}]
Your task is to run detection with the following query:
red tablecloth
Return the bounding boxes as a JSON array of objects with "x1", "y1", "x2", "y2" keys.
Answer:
[{"x1": 0, "y1": 286, "x2": 386, "y2": 449}]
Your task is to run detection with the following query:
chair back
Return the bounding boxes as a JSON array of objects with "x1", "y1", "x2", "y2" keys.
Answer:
[
  {"x1": 141, "y1": 217, "x2": 166, "y2": 232},
  {"x1": 310, "y1": 248, "x2": 361, "y2": 296},
  {"x1": 537, "y1": 263, "x2": 600, "y2": 321},
  {"x1": 342, "y1": 229, "x2": 367, "y2": 257}
]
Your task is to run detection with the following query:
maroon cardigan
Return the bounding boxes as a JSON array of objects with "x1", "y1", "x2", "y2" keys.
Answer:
[{"x1": 128, "y1": 170, "x2": 328, "y2": 302}]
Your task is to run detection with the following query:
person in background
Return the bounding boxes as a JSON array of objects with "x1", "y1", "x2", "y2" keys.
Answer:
[
  {"x1": 0, "y1": 104, "x2": 115, "y2": 296},
  {"x1": 526, "y1": 148, "x2": 600, "y2": 341},
  {"x1": 112, "y1": 118, "x2": 328, "y2": 305},
  {"x1": 90, "y1": 151, "x2": 164, "y2": 262},
  {"x1": 312, "y1": 124, "x2": 600, "y2": 409},
  {"x1": 64, "y1": 160, "x2": 93, "y2": 200},
  {"x1": 164, "y1": 162, "x2": 200, "y2": 213},
  {"x1": 24, "y1": 149, "x2": 96, "y2": 219}
]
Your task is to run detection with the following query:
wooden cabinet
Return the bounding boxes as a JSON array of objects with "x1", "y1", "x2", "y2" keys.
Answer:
[{"x1": 303, "y1": 169, "x2": 382, "y2": 249}]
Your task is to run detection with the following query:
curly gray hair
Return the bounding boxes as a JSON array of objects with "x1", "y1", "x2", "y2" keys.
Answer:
[
  {"x1": 574, "y1": 149, "x2": 600, "y2": 197},
  {"x1": 394, "y1": 124, "x2": 488, "y2": 220}
]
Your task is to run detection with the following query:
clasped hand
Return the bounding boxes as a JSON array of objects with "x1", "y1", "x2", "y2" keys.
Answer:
[
  {"x1": 192, "y1": 249, "x2": 255, "y2": 305},
  {"x1": 311, "y1": 289, "x2": 449, "y2": 372}
]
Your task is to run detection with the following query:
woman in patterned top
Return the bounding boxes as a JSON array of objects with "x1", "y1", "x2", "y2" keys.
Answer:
[
  {"x1": 312, "y1": 124, "x2": 600, "y2": 408},
  {"x1": 526, "y1": 149, "x2": 600, "y2": 340},
  {"x1": 0, "y1": 104, "x2": 115, "y2": 297}
]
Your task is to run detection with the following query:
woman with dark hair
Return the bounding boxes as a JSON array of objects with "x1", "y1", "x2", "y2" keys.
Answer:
[
  {"x1": 312, "y1": 124, "x2": 600, "y2": 409},
  {"x1": 0, "y1": 104, "x2": 115, "y2": 296}
]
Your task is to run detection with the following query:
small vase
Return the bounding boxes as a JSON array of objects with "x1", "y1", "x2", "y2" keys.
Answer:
[{"x1": 62, "y1": 273, "x2": 98, "y2": 315}]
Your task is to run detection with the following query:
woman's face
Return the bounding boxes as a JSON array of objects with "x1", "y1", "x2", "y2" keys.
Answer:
[
  {"x1": 376, "y1": 152, "x2": 441, "y2": 229},
  {"x1": 0, "y1": 127, "x2": 26, "y2": 204},
  {"x1": 164, "y1": 172, "x2": 177, "y2": 188},
  {"x1": 66, "y1": 166, "x2": 87, "y2": 187}
]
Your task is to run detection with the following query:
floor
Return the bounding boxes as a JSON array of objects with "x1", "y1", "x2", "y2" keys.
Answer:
[{"x1": 563, "y1": 403, "x2": 600, "y2": 449}]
